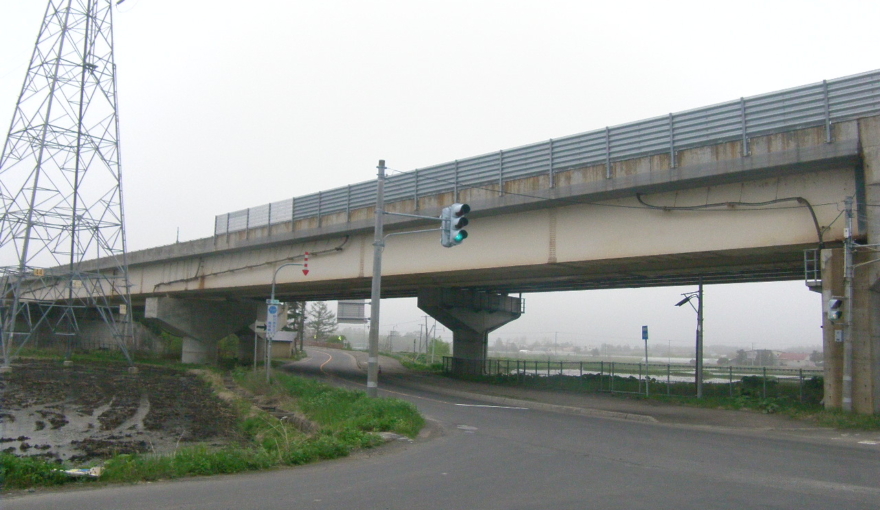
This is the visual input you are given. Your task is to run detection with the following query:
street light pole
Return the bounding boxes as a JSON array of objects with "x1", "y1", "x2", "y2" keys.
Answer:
[
  {"x1": 675, "y1": 277, "x2": 704, "y2": 398},
  {"x1": 267, "y1": 262, "x2": 304, "y2": 383},
  {"x1": 367, "y1": 159, "x2": 386, "y2": 398}
]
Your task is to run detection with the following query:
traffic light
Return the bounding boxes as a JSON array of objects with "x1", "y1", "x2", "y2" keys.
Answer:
[
  {"x1": 441, "y1": 203, "x2": 470, "y2": 247},
  {"x1": 827, "y1": 297, "x2": 843, "y2": 322}
]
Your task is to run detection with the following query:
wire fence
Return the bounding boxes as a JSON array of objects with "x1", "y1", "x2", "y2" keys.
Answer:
[
  {"x1": 216, "y1": 69, "x2": 880, "y2": 236},
  {"x1": 442, "y1": 357, "x2": 824, "y2": 403}
]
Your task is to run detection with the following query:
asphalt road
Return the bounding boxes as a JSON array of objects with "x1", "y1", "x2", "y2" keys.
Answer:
[{"x1": 3, "y1": 349, "x2": 879, "y2": 510}]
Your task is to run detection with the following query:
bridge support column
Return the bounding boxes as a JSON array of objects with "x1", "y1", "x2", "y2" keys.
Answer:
[
  {"x1": 824, "y1": 117, "x2": 880, "y2": 414},
  {"x1": 849, "y1": 116, "x2": 880, "y2": 414},
  {"x1": 418, "y1": 288, "x2": 522, "y2": 375},
  {"x1": 145, "y1": 297, "x2": 259, "y2": 364}
]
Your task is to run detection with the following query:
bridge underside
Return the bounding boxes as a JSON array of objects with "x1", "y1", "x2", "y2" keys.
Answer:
[{"x1": 130, "y1": 244, "x2": 814, "y2": 305}]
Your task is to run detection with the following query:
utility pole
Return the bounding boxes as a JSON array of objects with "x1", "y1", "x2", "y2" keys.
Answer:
[
  {"x1": 675, "y1": 278, "x2": 704, "y2": 398},
  {"x1": 696, "y1": 277, "x2": 704, "y2": 399},
  {"x1": 367, "y1": 160, "x2": 386, "y2": 398},
  {"x1": 642, "y1": 325, "x2": 649, "y2": 398},
  {"x1": 364, "y1": 160, "x2": 464, "y2": 395},
  {"x1": 430, "y1": 320, "x2": 438, "y2": 365},
  {"x1": 423, "y1": 316, "x2": 430, "y2": 358},
  {"x1": 842, "y1": 197, "x2": 854, "y2": 412}
]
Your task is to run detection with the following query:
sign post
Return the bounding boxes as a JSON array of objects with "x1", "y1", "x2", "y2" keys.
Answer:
[{"x1": 266, "y1": 302, "x2": 280, "y2": 383}]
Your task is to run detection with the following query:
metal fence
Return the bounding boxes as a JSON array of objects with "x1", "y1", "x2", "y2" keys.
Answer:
[
  {"x1": 442, "y1": 357, "x2": 824, "y2": 402},
  {"x1": 215, "y1": 69, "x2": 880, "y2": 236}
]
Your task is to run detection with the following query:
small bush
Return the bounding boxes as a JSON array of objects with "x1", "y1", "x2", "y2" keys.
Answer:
[
  {"x1": 802, "y1": 376, "x2": 823, "y2": 405},
  {"x1": 0, "y1": 453, "x2": 69, "y2": 490},
  {"x1": 739, "y1": 376, "x2": 778, "y2": 398}
]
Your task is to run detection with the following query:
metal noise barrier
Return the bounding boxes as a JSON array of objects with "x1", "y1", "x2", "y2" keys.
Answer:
[{"x1": 215, "y1": 69, "x2": 880, "y2": 236}]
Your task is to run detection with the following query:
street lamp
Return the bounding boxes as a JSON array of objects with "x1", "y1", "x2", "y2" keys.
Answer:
[
  {"x1": 266, "y1": 261, "x2": 306, "y2": 383},
  {"x1": 675, "y1": 277, "x2": 704, "y2": 398}
]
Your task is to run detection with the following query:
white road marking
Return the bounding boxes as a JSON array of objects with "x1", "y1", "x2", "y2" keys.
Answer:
[{"x1": 455, "y1": 404, "x2": 529, "y2": 410}]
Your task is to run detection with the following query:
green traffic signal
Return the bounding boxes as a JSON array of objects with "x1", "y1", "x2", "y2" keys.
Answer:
[{"x1": 441, "y1": 203, "x2": 471, "y2": 247}]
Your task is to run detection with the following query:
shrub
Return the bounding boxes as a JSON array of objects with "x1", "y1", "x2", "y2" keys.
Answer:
[{"x1": 0, "y1": 453, "x2": 69, "y2": 490}]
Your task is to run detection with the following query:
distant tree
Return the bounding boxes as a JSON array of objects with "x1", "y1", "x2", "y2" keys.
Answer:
[
  {"x1": 755, "y1": 349, "x2": 776, "y2": 366},
  {"x1": 716, "y1": 357, "x2": 730, "y2": 366},
  {"x1": 283, "y1": 301, "x2": 307, "y2": 353},
  {"x1": 285, "y1": 301, "x2": 306, "y2": 331},
  {"x1": 809, "y1": 350, "x2": 824, "y2": 363},
  {"x1": 427, "y1": 338, "x2": 451, "y2": 358},
  {"x1": 326, "y1": 334, "x2": 349, "y2": 349},
  {"x1": 733, "y1": 349, "x2": 749, "y2": 365},
  {"x1": 590, "y1": 348, "x2": 600, "y2": 357},
  {"x1": 307, "y1": 301, "x2": 337, "y2": 341}
]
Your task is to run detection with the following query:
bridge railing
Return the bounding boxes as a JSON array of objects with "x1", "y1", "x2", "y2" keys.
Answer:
[
  {"x1": 442, "y1": 357, "x2": 824, "y2": 402},
  {"x1": 216, "y1": 69, "x2": 880, "y2": 236}
]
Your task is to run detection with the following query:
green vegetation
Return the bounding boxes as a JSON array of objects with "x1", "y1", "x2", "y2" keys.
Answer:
[
  {"x1": 454, "y1": 371, "x2": 880, "y2": 430},
  {"x1": 386, "y1": 351, "x2": 445, "y2": 373},
  {"x1": 0, "y1": 454, "x2": 70, "y2": 490},
  {"x1": 233, "y1": 369, "x2": 424, "y2": 439},
  {"x1": 1, "y1": 362, "x2": 424, "y2": 491},
  {"x1": 306, "y1": 301, "x2": 338, "y2": 341},
  {"x1": 99, "y1": 371, "x2": 422, "y2": 485},
  {"x1": 381, "y1": 338, "x2": 451, "y2": 373}
]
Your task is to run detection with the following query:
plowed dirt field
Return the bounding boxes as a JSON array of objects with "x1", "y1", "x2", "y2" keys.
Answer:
[{"x1": 0, "y1": 360, "x2": 239, "y2": 464}]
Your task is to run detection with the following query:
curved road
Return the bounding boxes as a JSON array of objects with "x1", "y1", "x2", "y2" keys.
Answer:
[{"x1": 4, "y1": 348, "x2": 879, "y2": 510}]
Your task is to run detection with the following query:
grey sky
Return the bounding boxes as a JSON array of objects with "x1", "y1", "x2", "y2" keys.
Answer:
[{"x1": 2, "y1": 1, "x2": 877, "y2": 350}]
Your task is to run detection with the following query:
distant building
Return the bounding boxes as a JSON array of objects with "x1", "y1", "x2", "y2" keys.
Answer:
[
  {"x1": 734, "y1": 349, "x2": 777, "y2": 367},
  {"x1": 776, "y1": 352, "x2": 813, "y2": 368},
  {"x1": 269, "y1": 331, "x2": 297, "y2": 358}
]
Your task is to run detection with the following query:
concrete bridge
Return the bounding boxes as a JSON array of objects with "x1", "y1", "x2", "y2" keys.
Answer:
[{"x1": 67, "y1": 69, "x2": 880, "y2": 414}]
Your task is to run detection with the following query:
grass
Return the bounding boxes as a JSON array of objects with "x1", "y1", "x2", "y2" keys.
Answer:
[
  {"x1": 0, "y1": 454, "x2": 71, "y2": 490},
  {"x1": 0, "y1": 359, "x2": 425, "y2": 491},
  {"x1": 236, "y1": 369, "x2": 425, "y2": 438},
  {"x1": 451, "y1": 371, "x2": 880, "y2": 430},
  {"x1": 380, "y1": 351, "x2": 444, "y2": 374}
]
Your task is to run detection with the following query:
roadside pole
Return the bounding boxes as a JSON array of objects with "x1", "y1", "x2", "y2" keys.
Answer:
[
  {"x1": 367, "y1": 160, "x2": 386, "y2": 398},
  {"x1": 696, "y1": 277, "x2": 704, "y2": 399},
  {"x1": 642, "y1": 325, "x2": 649, "y2": 397},
  {"x1": 364, "y1": 159, "x2": 456, "y2": 396},
  {"x1": 674, "y1": 283, "x2": 704, "y2": 398},
  {"x1": 842, "y1": 197, "x2": 854, "y2": 412},
  {"x1": 266, "y1": 261, "x2": 307, "y2": 383},
  {"x1": 266, "y1": 303, "x2": 278, "y2": 383}
]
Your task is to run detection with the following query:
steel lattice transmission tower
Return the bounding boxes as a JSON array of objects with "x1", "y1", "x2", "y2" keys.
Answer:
[{"x1": 0, "y1": 0, "x2": 133, "y2": 368}]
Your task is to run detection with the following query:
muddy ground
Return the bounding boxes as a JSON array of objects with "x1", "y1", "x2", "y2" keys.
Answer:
[{"x1": 0, "y1": 360, "x2": 239, "y2": 464}]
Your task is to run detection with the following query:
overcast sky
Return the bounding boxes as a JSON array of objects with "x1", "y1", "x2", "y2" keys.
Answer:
[{"x1": 3, "y1": 1, "x2": 878, "y2": 351}]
